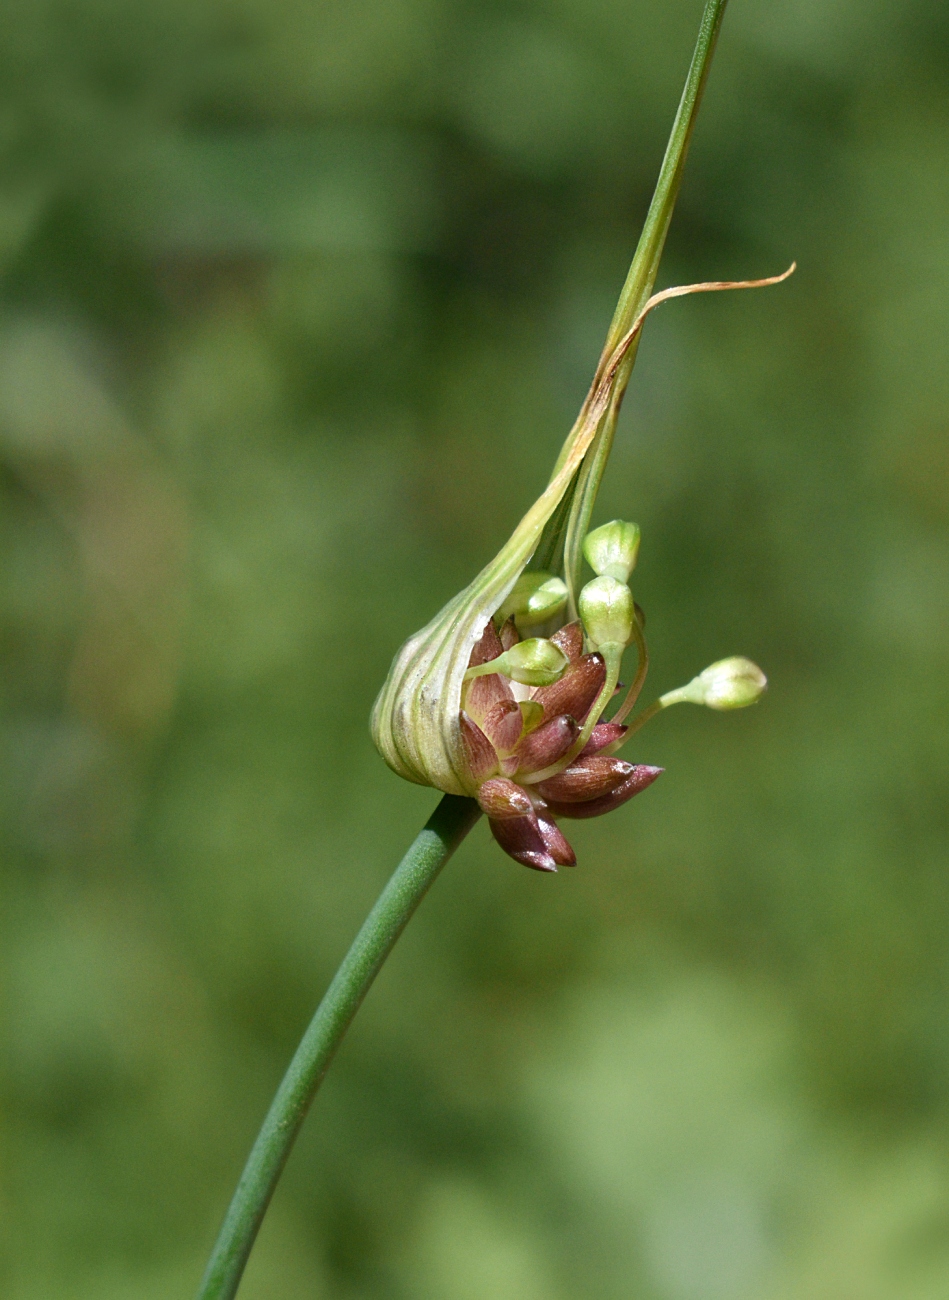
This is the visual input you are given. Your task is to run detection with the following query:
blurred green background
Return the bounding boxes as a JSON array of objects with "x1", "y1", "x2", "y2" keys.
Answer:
[{"x1": 2, "y1": 0, "x2": 949, "y2": 1295}]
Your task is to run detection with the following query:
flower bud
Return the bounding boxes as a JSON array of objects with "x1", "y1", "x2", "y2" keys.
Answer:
[
  {"x1": 531, "y1": 653, "x2": 605, "y2": 723},
  {"x1": 544, "y1": 764, "x2": 663, "y2": 819},
  {"x1": 466, "y1": 637, "x2": 569, "y2": 688},
  {"x1": 464, "y1": 668, "x2": 514, "y2": 728},
  {"x1": 583, "y1": 520, "x2": 641, "y2": 582},
  {"x1": 535, "y1": 809, "x2": 576, "y2": 867},
  {"x1": 480, "y1": 699, "x2": 524, "y2": 756},
  {"x1": 477, "y1": 777, "x2": 533, "y2": 819},
  {"x1": 496, "y1": 572, "x2": 569, "y2": 629},
  {"x1": 459, "y1": 713, "x2": 499, "y2": 783},
  {"x1": 580, "y1": 721, "x2": 627, "y2": 756},
  {"x1": 535, "y1": 755, "x2": 634, "y2": 803},
  {"x1": 578, "y1": 575, "x2": 635, "y2": 649},
  {"x1": 488, "y1": 810, "x2": 559, "y2": 872},
  {"x1": 666, "y1": 657, "x2": 767, "y2": 711},
  {"x1": 469, "y1": 620, "x2": 505, "y2": 667},
  {"x1": 514, "y1": 714, "x2": 579, "y2": 775},
  {"x1": 550, "y1": 620, "x2": 584, "y2": 662}
]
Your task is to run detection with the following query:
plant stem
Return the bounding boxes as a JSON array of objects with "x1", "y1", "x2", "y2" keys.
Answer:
[
  {"x1": 623, "y1": 698, "x2": 664, "y2": 737},
  {"x1": 196, "y1": 794, "x2": 482, "y2": 1300},
  {"x1": 561, "y1": 0, "x2": 730, "y2": 604}
]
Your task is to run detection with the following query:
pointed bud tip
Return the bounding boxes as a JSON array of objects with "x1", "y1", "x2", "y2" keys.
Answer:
[{"x1": 583, "y1": 520, "x2": 641, "y2": 583}]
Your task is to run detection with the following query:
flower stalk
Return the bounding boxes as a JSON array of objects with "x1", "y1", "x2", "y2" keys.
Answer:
[{"x1": 196, "y1": 795, "x2": 481, "y2": 1300}]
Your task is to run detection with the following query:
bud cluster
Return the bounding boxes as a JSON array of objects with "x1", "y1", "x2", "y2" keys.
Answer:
[
  {"x1": 460, "y1": 614, "x2": 661, "y2": 872},
  {"x1": 448, "y1": 519, "x2": 767, "y2": 872},
  {"x1": 375, "y1": 512, "x2": 768, "y2": 874}
]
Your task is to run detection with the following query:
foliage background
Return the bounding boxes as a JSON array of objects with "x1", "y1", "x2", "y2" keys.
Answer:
[{"x1": 2, "y1": 0, "x2": 949, "y2": 1295}]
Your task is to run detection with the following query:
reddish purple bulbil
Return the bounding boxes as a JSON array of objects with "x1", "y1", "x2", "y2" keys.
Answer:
[{"x1": 460, "y1": 619, "x2": 662, "y2": 872}]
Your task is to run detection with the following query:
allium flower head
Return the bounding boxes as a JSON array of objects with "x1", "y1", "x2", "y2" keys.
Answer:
[{"x1": 371, "y1": 4, "x2": 792, "y2": 870}]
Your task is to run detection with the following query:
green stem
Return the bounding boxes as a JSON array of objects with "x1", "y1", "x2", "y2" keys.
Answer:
[
  {"x1": 196, "y1": 794, "x2": 482, "y2": 1300},
  {"x1": 610, "y1": 615, "x2": 649, "y2": 729},
  {"x1": 622, "y1": 698, "x2": 664, "y2": 737},
  {"x1": 562, "y1": 0, "x2": 730, "y2": 601},
  {"x1": 602, "y1": 0, "x2": 729, "y2": 357}
]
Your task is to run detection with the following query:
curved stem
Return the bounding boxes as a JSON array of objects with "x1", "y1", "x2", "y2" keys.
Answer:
[
  {"x1": 622, "y1": 697, "x2": 666, "y2": 738},
  {"x1": 610, "y1": 616, "x2": 649, "y2": 728},
  {"x1": 196, "y1": 794, "x2": 482, "y2": 1300}
]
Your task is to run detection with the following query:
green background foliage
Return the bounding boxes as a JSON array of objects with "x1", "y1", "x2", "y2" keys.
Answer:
[{"x1": 2, "y1": 0, "x2": 949, "y2": 1294}]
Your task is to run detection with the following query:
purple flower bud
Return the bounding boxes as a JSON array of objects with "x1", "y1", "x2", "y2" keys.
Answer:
[
  {"x1": 481, "y1": 699, "x2": 524, "y2": 755},
  {"x1": 465, "y1": 671, "x2": 515, "y2": 726},
  {"x1": 468, "y1": 619, "x2": 504, "y2": 667},
  {"x1": 459, "y1": 713, "x2": 499, "y2": 783},
  {"x1": 515, "y1": 714, "x2": 579, "y2": 775},
  {"x1": 580, "y1": 722, "x2": 628, "y2": 756},
  {"x1": 477, "y1": 777, "x2": 533, "y2": 819},
  {"x1": 531, "y1": 653, "x2": 605, "y2": 723},
  {"x1": 536, "y1": 811, "x2": 577, "y2": 867},
  {"x1": 550, "y1": 620, "x2": 584, "y2": 663},
  {"x1": 488, "y1": 811, "x2": 558, "y2": 872},
  {"x1": 535, "y1": 755, "x2": 634, "y2": 803},
  {"x1": 544, "y1": 764, "x2": 662, "y2": 818}
]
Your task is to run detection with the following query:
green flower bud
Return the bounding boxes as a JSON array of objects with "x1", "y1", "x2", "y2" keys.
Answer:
[
  {"x1": 578, "y1": 575, "x2": 634, "y2": 649},
  {"x1": 582, "y1": 520, "x2": 641, "y2": 582},
  {"x1": 664, "y1": 656, "x2": 767, "y2": 711},
  {"x1": 497, "y1": 572, "x2": 569, "y2": 629},
  {"x1": 465, "y1": 637, "x2": 569, "y2": 687}
]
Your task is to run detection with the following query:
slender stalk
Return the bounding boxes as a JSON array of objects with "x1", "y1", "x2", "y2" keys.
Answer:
[
  {"x1": 622, "y1": 697, "x2": 664, "y2": 737},
  {"x1": 610, "y1": 615, "x2": 650, "y2": 728},
  {"x1": 196, "y1": 794, "x2": 482, "y2": 1300},
  {"x1": 561, "y1": 0, "x2": 730, "y2": 604}
]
